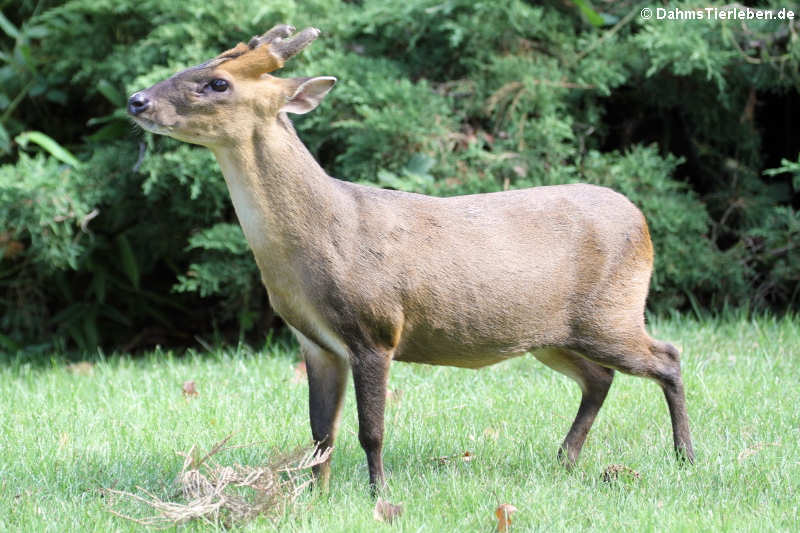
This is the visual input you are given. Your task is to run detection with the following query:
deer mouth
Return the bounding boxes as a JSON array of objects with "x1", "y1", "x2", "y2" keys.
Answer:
[{"x1": 130, "y1": 116, "x2": 173, "y2": 136}]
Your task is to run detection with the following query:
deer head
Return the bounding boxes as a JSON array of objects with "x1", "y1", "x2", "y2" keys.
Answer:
[{"x1": 127, "y1": 25, "x2": 335, "y2": 147}]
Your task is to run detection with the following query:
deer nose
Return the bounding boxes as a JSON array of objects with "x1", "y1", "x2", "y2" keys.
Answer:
[{"x1": 127, "y1": 92, "x2": 150, "y2": 115}]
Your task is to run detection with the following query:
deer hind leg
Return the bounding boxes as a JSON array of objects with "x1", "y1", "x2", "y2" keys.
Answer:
[
  {"x1": 575, "y1": 332, "x2": 695, "y2": 464},
  {"x1": 533, "y1": 348, "x2": 615, "y2": 468},
  {"x1": 302, "y1": 341, "x2": 349, "y2": 489},
  {"x1": 651, "y1": 339, "x2": 694, "y2": 462}
]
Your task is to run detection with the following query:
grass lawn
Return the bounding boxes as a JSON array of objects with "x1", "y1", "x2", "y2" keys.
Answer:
[{"x1": 1, "y1": 314, "x2": 798, "y2": 531}]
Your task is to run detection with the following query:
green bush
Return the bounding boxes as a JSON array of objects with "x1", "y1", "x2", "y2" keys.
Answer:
[{"x1": 1, "y1": 0, "x2": 798, "y2": 352}]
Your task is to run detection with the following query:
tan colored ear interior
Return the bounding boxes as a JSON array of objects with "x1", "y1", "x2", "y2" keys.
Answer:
[{"x1": 218, "y1": 45, "x2": 285, "y2": 79}]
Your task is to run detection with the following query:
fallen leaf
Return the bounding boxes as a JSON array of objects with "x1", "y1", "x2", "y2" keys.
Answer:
[
  {"x1": 600, "y1": 464, "x2": 640, "y2": 483},
  {"x1": 495, "y1": 503, "x2": 518, "y2": 532},
  {"x1": 433, "y1": 451, "x2": 476, "y2": 465},
  {"x1": 291, "y1": 361, "x2": 307, "y2": 384},
  {"x1": 386, "y1": 388, "x2": 404, "y2": 405},
  {"x1": 67, "y1": 361, "x2": 94, "y2": 376},
  {"x1": 483, "y1": 427, "x2": 499, "y2": 441},
  {"x1": 373, "y1": 497, "x2": 403, "y2": 523},
  {"x1": 182, "y1": 380, "x2": 198, "y2": 397},
  {"x1": 737, "y1": 441, "x2": 780, "y2": 463}
]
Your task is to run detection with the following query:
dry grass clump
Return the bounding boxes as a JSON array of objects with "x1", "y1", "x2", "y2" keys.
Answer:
[{"x1": 104, "y1": 435, "x2": 331, "y2": 529}]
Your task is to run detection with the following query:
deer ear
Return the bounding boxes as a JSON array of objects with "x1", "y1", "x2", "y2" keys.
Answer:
[{"x1": 281, "y1": 76, "x2": 337, "y2": 114}]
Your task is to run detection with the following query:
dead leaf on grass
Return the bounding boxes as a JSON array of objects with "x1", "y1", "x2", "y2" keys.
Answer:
[
  {"x1": 182, "y1": 380, "x2": 198, "y2": 397},
  {"x1": 483, "y1": 427, "x2": 499, "y2": 440},
  {"x1": 600, "y1": 464, "x2": 641, "y2": 483},
  {"x1": 495, "y1": 503, "x2": 518, "y2": 532},
  {"x1": 373, "y1": 497, "x2": 403, "y2": 523},
  {"x1": 291, "y1": 361, "x2": 307, "y2": 384},
  {"x1": 433, "y1": 451, "x2": 475, "y2": 465},
  {"x1": 386, "y1": 388, "x2": 404, "y2": 405},
  {"x1": 737, "y1": 441, "x2": 780, "y2": 463},
  {"x1": 67, "y1": 361, "x2": 94, "y2": 376}
]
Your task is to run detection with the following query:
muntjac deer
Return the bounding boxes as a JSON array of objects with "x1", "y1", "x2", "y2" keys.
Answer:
[{"x1": 128, "y1": 25, "x2": 694, "y2": 490}]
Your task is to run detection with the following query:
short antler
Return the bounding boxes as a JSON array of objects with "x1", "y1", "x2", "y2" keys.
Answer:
[
  {"x1": 248, "y1": 24, "x2": 297, "y2": 48},
  {"x1": 217, "y1": 25, "x2": 321, "y2": 78}
]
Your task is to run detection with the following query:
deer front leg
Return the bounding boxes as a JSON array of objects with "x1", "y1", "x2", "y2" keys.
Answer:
[
  {"x1": 302, "y1": 341, "x2": 349, "y2": 489},
  {"x1": 350, "y1": 347, "x2": 392, "y2": 492}
]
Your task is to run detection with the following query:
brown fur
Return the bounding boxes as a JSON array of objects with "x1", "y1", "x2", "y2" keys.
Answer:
[
  {"x1": 128, "y1": 25, "x2": 694, "y2": 491},
  {"x1": 220, "y1": 46, "x2": 285, "y2": 79}
]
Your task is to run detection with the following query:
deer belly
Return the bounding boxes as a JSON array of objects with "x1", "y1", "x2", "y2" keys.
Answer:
[
  {"x1": 393, "y1": 349, "x2": 524, "y2": 369},
  {"x1": 391, "y1": 326, "x2": 534, "y2": 368}
]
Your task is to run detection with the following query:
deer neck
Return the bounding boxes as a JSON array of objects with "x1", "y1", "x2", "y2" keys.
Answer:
[{"x1": 210, "y1": 114, "x2": 346, "y2": 288}]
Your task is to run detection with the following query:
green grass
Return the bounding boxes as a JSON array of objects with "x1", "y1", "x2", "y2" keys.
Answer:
[{"x1": 1, "y1": 314, "x2": 799, "y2": 532}]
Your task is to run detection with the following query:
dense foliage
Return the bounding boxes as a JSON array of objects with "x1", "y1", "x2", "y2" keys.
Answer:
[{"x1": 1, "y1": 0, "x2": 798, "y2": 351}]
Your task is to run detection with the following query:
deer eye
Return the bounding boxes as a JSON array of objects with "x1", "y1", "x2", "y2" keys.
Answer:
[{"x1": 209, "y1": 79, "x2": 229, "y2": 92}]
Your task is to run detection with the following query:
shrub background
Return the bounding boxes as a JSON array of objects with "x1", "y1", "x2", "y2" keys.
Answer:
[{"x1": 1, "y1": 0, "x2": 798, "y2": 352}]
